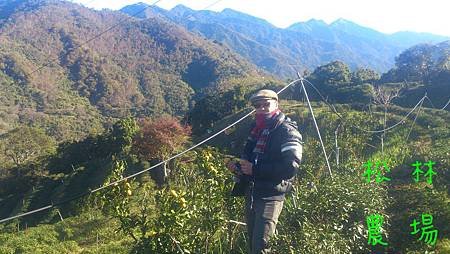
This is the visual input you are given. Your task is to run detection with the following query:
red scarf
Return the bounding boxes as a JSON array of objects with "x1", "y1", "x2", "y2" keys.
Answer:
[{"x1": 250, "y1": 110, "x2": 283, "y2": 155}]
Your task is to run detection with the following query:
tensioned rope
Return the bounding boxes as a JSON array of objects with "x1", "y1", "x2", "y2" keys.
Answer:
[
  {"x1": 2, "y1": 75, "x2": 443, "y2": 225},
  {"x1": 0, "y1": 0, "x2": 229, "y2": 224},
  {"x1": 302, "y1": 79, "x2": 427, "y2": 134},
  {"x1": 440, "y1": 98, "x2": 450, "y2": 110},
  {"x1": 298, "y1": 78, "x2": 435, "y2": 172},
  {"x1": 418, "y1": 94, "x2": 449, "y2": 111},
  {"x1": 1, "y1": 75, "x2": 436, "y2": 224},
  {"x1": 297, "y1": 74, "x2": 332, "y2": 177},
  {"x1": 302, "y1": 78, "x2": 430, "y2": 167},
  {"x1": 399, "y1": 96, "x2": 425, "y2": 164},
  {"x1": 405, "y1": 98, "x2": 425, "y2": 144},
  {"x1": 0, "y1": 78, "x2": 302, "y2": 224},
  {"x1": 1, "y1": 0, "x2": 441, "y2": 225},
  {"x1": 424, "y1": 96, "x2": 436, "y2": 109}
]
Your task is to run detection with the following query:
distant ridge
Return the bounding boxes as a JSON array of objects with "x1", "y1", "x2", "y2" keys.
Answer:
[{"x1": 121, "y1": 4, "x2": 449, "y2": 78}]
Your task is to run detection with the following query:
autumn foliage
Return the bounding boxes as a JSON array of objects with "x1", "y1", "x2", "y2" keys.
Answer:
[{"x1": 133, "y1": 116, "x2": 191, "y2": 161}]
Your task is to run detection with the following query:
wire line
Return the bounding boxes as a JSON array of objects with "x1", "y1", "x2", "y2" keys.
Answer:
[
  {"x1": 302, "y1": 79, "x2": 427, "y2": 133},
  {"x1": 440, "y1": 98, "x2": 450, "y2": 110},
  {"x1": 400, "y1": 97, "x2": 425, "y2": 164},
  {"x1": 0, "y1": 78, "x2": 301, "y2": 224},
  {"x1": 0, "y1": 0, "x2": 235, "y2": 224},
  {"x1": 297, "y1": 74, "x2": 332, "y2": 177}
]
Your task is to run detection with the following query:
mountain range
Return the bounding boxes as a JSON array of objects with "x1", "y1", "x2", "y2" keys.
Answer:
[
  {"x1": 0, "y1": 0, "x2": 264, "y2": 140},
  {"x1": 121, "y1": 3, "x2": 449, "y2": 78},
  {"x1": 0, "y1": 0, "x2": 449, "y2": 141}
]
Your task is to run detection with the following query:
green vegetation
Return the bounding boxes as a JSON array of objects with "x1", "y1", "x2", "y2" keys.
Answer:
[
  {"x1": 0, "y1": 1, "x2": 448, "y2": 253},
  {"x1": 0, "y1": 126, "x2": 55, "y2": 168},
  {"x1": 0, "y1": 0, "x2": 262, "y2": 143},
  {"x1": 1, "y1": 98, "x2": 448, "y2": 253}
]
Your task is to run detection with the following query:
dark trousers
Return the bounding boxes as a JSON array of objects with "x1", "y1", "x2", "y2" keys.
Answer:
[{"x1": 245, "y1": 195, "x2": 284, "y2": 254}]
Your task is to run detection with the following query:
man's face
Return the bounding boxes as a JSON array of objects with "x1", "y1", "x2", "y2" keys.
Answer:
[{"x1": 253, "y1": 99, "x2": 278, "y2": 114}]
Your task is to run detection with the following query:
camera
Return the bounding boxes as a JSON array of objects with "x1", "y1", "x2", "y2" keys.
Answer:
[
  {"x1": 232, "y1": 162, "x2": 243, "y2": 183},
  {"x1": 234, "y1": 161, "x2": 243, "y2": 175}
]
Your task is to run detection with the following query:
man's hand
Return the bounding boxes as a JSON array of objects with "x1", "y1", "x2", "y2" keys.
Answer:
[
  {"x1": 225, "y1": 159, "x2": 237, "y2": 173},
  {"x1": 239, "y1": 160, "x2": 253, "y2": 175}
]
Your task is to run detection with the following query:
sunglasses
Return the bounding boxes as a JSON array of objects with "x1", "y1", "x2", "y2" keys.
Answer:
[{"x1": 253, "y1": 101, "x2": 271, "y2": 109}]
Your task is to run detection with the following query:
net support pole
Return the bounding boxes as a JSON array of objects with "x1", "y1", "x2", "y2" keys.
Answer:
[{"x1": 297, "y1": 73, "x2": 333, "y2": 178}]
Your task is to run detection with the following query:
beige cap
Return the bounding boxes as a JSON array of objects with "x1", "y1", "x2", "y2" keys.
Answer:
[{"x1": 250, "y1": 89, "x2": 278, "y2": 104}]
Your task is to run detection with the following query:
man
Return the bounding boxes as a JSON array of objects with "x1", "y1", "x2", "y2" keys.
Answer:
[{"x1": 227, "y1": 89, "x2": 303, "y2": 253}]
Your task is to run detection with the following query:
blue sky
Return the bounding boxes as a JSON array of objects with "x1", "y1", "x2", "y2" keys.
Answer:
[{"x1": 72, "y1": 0, "x2": 450, "y2": 36}]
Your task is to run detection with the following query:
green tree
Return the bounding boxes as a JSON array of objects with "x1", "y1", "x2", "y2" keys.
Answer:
[
  {"x1": 188, "y1": 85, "x2": 250, "y2": 134},
  {"x1": 310, "y1": 61, "x2": 351, "y2": 85},
  {"x1": 109, "y1": 117, "x2": 139, "y2": 158},
  {"x1": 0, "y1": 126, "x2": 56, "y2": 169},
  {"x1": 381, "y1": 43, "x2": 436, "y2": 83},
  {"x1": 351, "y1": 68, "x2": 380, "y2": 85}
]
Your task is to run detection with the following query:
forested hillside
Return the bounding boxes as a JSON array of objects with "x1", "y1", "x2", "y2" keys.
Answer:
[
  {"x1": 121, "y1": 3, "x2": 449, "y2": 78},
  {"x1": 187, "y1": 40, "x2": 450, "y2": 134},
  {"x1": 0, "y1": 1, "x2": 448, "y2": 253},
  {"x1": 0, "y1": 0, "x2": 266, "y2": 141}
]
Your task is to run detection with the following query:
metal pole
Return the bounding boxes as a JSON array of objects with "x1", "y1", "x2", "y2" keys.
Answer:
[
  {"x1": 297, "y1": 73, "x2": 333, "y2": 177},
  {"x1": 335, "y1": 123, "x2": 341, "y2": 166}
]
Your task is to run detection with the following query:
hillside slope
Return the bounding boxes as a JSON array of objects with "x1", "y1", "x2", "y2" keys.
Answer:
[
  {"x1": 0, "y1": 101, "x2": 448, "y2": 253},
  {"x1": 0, "y1": 0, "x2": 264, "y2": 140}
]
